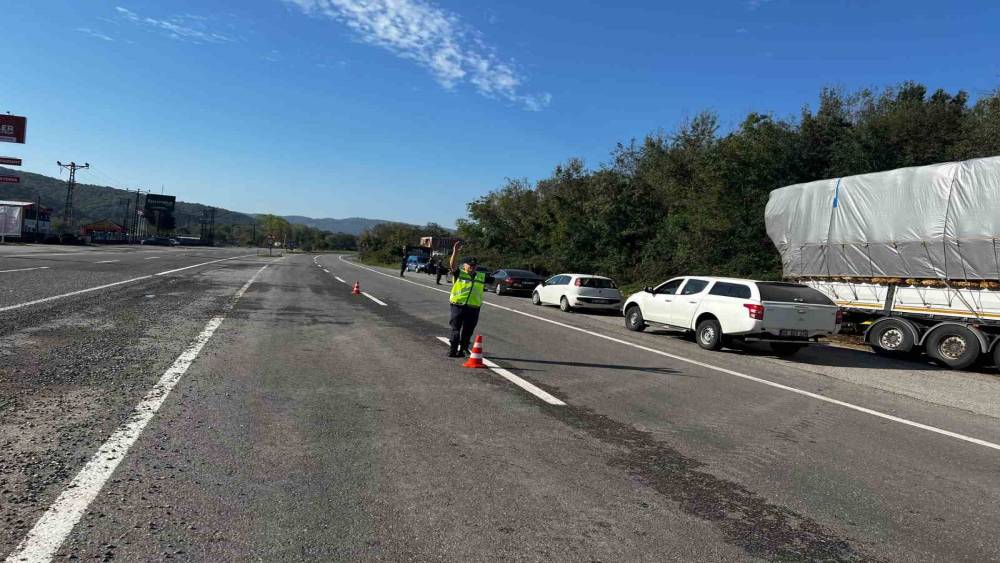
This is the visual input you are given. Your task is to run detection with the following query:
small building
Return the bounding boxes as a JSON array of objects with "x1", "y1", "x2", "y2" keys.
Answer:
[
  {"x1": 0, "y1": 200, "x2": 52, "y2": 240},
  {"x1": 81, "y1": 219, "x2": 126, "y2": 242}
]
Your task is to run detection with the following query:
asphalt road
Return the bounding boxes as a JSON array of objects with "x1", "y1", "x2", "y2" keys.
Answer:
[{"x1": 2, "y1": 245, "x2": 999, "y2": 561}]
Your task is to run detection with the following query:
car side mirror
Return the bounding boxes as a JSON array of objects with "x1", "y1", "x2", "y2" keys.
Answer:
[
  {"x1": 540, "y1": 280, "x2": 547, "y2": 286},
  {"x1": 644, "y1": 286, "x2": 654, "y2": 294}
]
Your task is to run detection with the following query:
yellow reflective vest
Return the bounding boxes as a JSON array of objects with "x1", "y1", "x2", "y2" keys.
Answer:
[{"x1": 450, "y1": 270, "x2": 487, "y2": 308}]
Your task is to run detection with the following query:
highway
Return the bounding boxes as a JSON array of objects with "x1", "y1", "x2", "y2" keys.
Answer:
[{"x1": 2, "y1": 246, "x2": 1000, "y2": 561}]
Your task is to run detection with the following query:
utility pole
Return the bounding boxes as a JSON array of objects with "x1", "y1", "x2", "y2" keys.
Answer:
[
  {"x1": 119, "y1": 197, "x2": 130, "y2": 242},
  {"x1": 132, "y1": 190, "x2": 145, "y2": 243},
  {"x1": 56, "y1": 161, "x2": 89, "y2": 234}
]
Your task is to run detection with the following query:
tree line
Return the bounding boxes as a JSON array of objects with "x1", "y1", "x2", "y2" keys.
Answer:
[{"x1": 443, "y1": 82, "x2": 1000, "y2": 287}]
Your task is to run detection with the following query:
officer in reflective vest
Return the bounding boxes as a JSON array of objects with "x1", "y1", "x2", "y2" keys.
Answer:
[{"x1": 447, "y1": 241, "x2": 492, "y2": 357}]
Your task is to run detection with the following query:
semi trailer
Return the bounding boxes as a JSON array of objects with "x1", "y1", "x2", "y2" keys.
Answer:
[{"x1": 765, "y1": 156, "x2": 1000, "y2": 370}]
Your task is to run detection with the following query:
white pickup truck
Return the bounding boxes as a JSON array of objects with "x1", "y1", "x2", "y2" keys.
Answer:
[{"x1": 622, "y1": 276, "x2": 842, "y2": 356}]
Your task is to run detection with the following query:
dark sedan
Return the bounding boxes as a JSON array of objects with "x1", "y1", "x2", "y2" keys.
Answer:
[{"x1": 490, "y1": 269, "x2": 544, "y2": 295}]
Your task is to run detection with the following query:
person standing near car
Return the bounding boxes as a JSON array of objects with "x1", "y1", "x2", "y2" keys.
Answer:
[
  {"x1": 433, "y1": 256, "x2": 446, "y2": 285},
  {"x1": 446, "y1": 241, "x2": 492, "y2": 357},
  {"x1": 399, "y1": 245, "x2": 408, "y2": 277}
]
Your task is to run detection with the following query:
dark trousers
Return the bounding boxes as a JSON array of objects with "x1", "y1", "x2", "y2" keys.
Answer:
[
  {"x1": 435, "y1": 267, "x2": 444, "y2": 284},
  {"x1": 400, "y1": 260, "x2": 407, "y2": 276},
  {"x1": 449, "y1": 304, "x2": 480, "y2": 351}
]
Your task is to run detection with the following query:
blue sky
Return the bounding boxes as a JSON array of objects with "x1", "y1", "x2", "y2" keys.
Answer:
[{"x1": 5, "y1": 1, "x2": 999, "y2": 227}]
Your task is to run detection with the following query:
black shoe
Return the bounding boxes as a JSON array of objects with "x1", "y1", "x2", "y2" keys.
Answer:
[
  {"x1": 459, "y1": 347, "x2": 471, "y2": 357},
  {"x1": 447, "y1": 348, "x2": 461, "y2": 358}
]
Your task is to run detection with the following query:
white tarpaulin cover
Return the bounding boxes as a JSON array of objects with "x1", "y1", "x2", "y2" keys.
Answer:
[
  {"x1": 765, "y1": 156, "x2": 1000, "y2": 280},
  {"x1": 0, "y1": 204, "x2": 24, "y2": 238}
]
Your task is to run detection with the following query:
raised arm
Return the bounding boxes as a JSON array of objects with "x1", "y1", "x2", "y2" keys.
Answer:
[{"x1": 449, "y1": 241, "x2": 461, "y2": 272}]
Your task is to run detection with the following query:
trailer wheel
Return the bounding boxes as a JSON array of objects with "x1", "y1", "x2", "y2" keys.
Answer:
[
  {"x1": 869, "y1": 319, "x2": 916, "y2": 356},
  {"x1": 925, "y1": 325, "x2": 980, "y2": 370}
]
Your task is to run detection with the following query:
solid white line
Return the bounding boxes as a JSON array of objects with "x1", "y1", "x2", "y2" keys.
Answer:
[
  {"x1": 0, "y1": 266, "x2": 50, "y2": 273},
  {"x1": 96, "y1": 260, "x2": 120, "y2": 264},
  {"x1": 334, "y1": 276, "x2": 347, "y2": 284},
  {"x1": 5, "y1": 264, "x2": 270, "y2": 563},
  {"x1": 0, "y1": 255, "x2": 255, "y2": 313},
  {"x1": 434, "y1": 336, "x2": 566, "y2": 406},
  {"x1": 361, "y1": 291, "x2": 387, "y2": 306},
  {"x1": 342, "y1": 255, "x2": 1000, "y2": 452}
]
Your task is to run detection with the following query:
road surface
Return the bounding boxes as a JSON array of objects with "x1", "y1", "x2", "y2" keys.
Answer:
[{"x1": 2, "y1": 246, "x2": 999, "y2": 561}]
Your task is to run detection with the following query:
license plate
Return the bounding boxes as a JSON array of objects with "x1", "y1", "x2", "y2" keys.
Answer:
[
  {"x1": 779, "y1": 329, "x2": 808, "y2": 337},
  {"x1": 592, "y1": 299, "x2": 610, "y2": 304}
]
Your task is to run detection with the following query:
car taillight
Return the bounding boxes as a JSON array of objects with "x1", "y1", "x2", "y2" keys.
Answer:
[
  {"x1": 835, "y1": 309, "x2": 844, "y2": 324},
  {"x1": 743, "y1": 303, "x2": 764, "y2": 320},
  {"x1": 505, "y1": 277, "x2": 513, "y2": 285},
  {"x1": 574, "y1": 278, "x2": 582, "y2": 286}
]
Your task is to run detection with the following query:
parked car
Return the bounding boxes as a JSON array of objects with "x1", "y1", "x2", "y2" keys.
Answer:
[
  {"x1": 622, "y1": 277, "x2": 842, "y2": 356},
  {"x1": 532, "y1": 274, "x2": 623, "y2": 312},
  {"x1": 140, "y1": 236, "x2": 177, "y2": 246},
  {"x1": 491, "y1": 269, "x2": 544, "y2": 295},
  {"x1": 405, "y1": 255, "x2": 430, "y2": 272}
]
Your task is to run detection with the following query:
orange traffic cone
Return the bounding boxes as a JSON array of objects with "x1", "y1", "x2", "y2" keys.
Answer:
[
  {"x1": 352, "y1": 281, "x2": 362, "y2": 295},
  {"x1": 462, "y1": 335, "x2": 486, "y2": 368}
]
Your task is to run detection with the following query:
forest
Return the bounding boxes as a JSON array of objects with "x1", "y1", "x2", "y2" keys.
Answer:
[{"x1": 436, "y1": 82, "x2": 1000, "y2": 287}]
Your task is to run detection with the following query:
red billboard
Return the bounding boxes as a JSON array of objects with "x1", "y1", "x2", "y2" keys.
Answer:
[
  {"x1": 0, "y1": 115, "x2": 27, "y2": 144},
  {"x1": 0, "y1": 157, "x2": 22, "y2": 166},
  {"x1": 0, "y1": 175, "x2": 20, "y2": 184}
]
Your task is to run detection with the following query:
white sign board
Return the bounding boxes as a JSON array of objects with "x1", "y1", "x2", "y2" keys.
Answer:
[{"x1": 0, "y1": 205, "x2": 24, "y2": 237}]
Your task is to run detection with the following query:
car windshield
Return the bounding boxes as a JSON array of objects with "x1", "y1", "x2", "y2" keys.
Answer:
[
  {"x1": 756, "y1": 282, "x2": 834, "y2": 305},
  {"x1": 578, "y1": 277, "x2": 617, "y2": 289}
]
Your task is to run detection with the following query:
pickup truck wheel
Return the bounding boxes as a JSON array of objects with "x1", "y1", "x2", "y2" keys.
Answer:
[
  {"x1": 770, "y1": 342, "x2": 806, "y2": 357},
  {"x1": 869, "y1": 319, "x2": 916, "y2": 355},
  {"x1": 696, "y1": 319, "x2": 723, "y2": 351},
  {"x1": 560, "y1": 296, "x2": 573, "y2": 312},
  {"x1": 925, "y1": 325, "x2": 980, "y2": 370},
  {"x1": 531, "y1": 292, "x2": 542, "y2": 306},
  {"x1": 625, "y1": 305, "x2": 646, "y2": 332}
]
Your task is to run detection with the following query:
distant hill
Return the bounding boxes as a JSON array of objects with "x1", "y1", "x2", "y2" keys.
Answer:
[
  {"x1": 0, "y1": 167, "x2": 255, "y2": 230},
  {"x1": 284, "y1": 215, "x2": 390, "y2": 236}
]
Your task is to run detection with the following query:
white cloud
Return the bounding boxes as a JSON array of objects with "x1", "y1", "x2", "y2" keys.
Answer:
[
  {"x1": 746, "y1": 0, "x2": 773, "y2": 10},
  {"x1": 264, "y1": 49, "x2": 283, "y2": 62},
  {"x1": 77, "y1": 27, "x2": 115, "y2": 41},
  {"x1": 284, "y1": 0, "x2": 550, "y2": 111},
  {"x1": 115, "y1": 6, "x2": 236, "y2": 44}
]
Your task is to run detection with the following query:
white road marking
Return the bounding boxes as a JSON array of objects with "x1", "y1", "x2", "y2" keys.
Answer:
[
  {"x1": 341, "y1": 255, "x2": 1000, "y2": 452},
  {"x1": 0, "y1": 255, "x2": 255, "y2": 313},
  {"x1": 96, "y1": 260, "x2": 120, "y2": 264},
  {"x1": 434, "y1": 337, "x2": 565, "y2": 405},
  {"x1": 361, "y1": 291, "x2": 387, "y2": 306},
  {"x1": 322, "y1": 268, "x2": 330, "y2": 273},
  {"x1": 5, "y1": 264, "x2": 270, "y2": 563},
  {"x1": 334, "y1": 276, "x2": 347, "y2": 284},
  {"x1": 0, "y1": 252, "x2": 78, "y2": 258},
  {"x1": 0, "y1": 266, "x2": 50, "y2": 274},
  {"x1": 144, "y1": 256, "x2": 160, "y2": 260}
]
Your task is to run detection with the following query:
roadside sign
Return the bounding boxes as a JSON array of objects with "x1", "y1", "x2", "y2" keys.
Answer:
[
  {"x1": 0, "y1": 175, "x2": 20, "y2": 184},
  {"x1": 144, "y1": 194, "x2": 176, "y2": 212},
  {"x1": 0, "y1": 115, "x2": 27, "y2": 144},
  {"x1": 0, "y1": 156, "x2": 21, "y2": 166}
]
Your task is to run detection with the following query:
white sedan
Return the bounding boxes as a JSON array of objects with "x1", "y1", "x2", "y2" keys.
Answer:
[{"x1": 532, "y1": 274, "x2": 623, "y2": 312}]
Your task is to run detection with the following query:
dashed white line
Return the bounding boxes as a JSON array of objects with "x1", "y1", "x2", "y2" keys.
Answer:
[
  {"x1": 322, "y1": 268, "x2": 330, "y2": 273},
  {"x1": 96, "y1": 260, "x2": 120, "y2": 264},
  {"x1": 334, "y1": 276, "x2": 347, "y2": 284},
  {"x1": 0, "y1": 254, "x2": 255, "y2": 313},
  {"x1": 0, "y1": 266, "x2": 50, "y2": 273},
  {"x1": 434, "y1": 336, "x2": 565, "y2": 405},
  {"x1": 143, "y1": 256, "x2": 160, "y2": 260},
  {"x1": 5, "y1": 264, "x2": 270, "y2": 563},
  {"x1": 361, "y1": 291, "x2": 387, "y2": 306},
  {"x1": 341, "y1": 254, "x2": 1000, "y2": 452}
]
